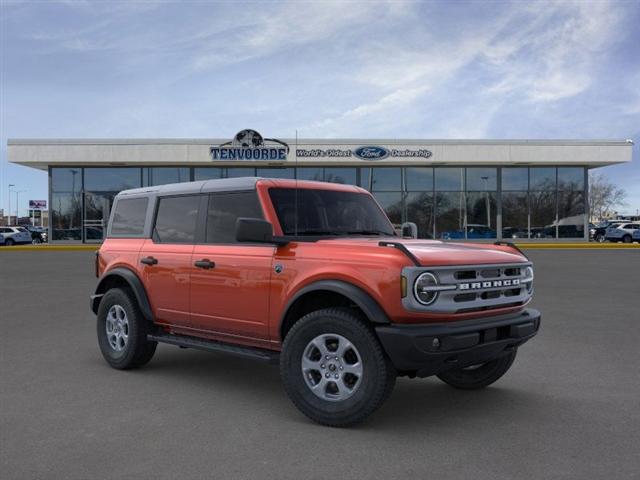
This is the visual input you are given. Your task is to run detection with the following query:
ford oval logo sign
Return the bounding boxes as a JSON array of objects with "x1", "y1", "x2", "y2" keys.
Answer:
[{"x1": 354, "y1": 146, "x2": 389, "y2": 160}]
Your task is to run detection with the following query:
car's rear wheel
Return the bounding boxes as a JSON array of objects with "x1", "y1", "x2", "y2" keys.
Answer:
[
  {"x1": 97, "y1": 288, "x2": 157, "y2": 369},
  {"x1": 280, "y1": 308, "x2": 396, "y2": 427},
  {"x1": 436, "y1": 349, "x2": 517, "y2": 390}
]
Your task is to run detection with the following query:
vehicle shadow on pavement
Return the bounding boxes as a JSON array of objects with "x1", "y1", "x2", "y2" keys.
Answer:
[{"x1": 111, "y1": 345, "x2": 552, "y2": 430}]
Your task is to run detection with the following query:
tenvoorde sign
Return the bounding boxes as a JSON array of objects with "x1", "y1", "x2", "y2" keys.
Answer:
[
  {"x1": 211, "y1": 129, "x2": 289, "y2": 160},
  {"x1": 211, "y1": 131, "x2": 433, "y2": 162}
]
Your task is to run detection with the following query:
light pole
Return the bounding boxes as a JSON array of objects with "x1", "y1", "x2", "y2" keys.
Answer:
[
  {"x1": 15, "y1": 190, "x2": 26, "y2": 224},
  {"x1": 8, "y1": 184, "x2": 15, "y2": 225}
]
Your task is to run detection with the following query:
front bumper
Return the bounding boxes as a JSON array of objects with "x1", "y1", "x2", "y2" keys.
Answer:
[{"x1": 375, "y1": 308, "x2": 541, "y2": 378}]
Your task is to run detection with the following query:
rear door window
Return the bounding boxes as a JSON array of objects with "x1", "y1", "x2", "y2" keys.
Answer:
[
  {"x1": 154, "y1": 195, "x2": 200, "y2": 243},
  {"x1": 110, "y1": 197, "x2": 148, "y2": 236},
  {"x1": 205, "y1": 191, "x2": 263, "y2": 244}
]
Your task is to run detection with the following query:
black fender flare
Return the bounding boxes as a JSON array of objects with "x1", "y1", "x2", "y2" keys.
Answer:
[
  {"x1": 281, "y1": 280, "x2": 390, "y2": 333},
  {"x1": 91, "y1": 267, "x2": 154, "y2": 322}
]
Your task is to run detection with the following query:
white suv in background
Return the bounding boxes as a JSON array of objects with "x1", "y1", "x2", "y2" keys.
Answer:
[
  {"x1": 605, "y1": 223, "x2": 640, "y2": 243},
  {"x1": 0, "y1": 227, "x2": 32, "y2": 246}
]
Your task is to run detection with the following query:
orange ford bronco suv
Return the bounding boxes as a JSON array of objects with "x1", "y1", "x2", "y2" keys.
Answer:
[{"x1": 91, "y1": 177, "x2": 540, "y2": 426}]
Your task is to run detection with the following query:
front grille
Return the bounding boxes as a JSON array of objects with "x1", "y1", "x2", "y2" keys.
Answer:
[{"x1": 404, "y1": 262, "x2": 533, "y2": 314}]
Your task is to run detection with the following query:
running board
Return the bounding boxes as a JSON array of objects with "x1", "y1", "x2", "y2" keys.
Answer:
[{"x1": 148, "y1": 332, "x2": 279, "y2": 364}]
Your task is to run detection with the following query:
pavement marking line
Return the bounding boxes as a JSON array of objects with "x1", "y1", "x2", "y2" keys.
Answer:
[{"x1": 0, "y1": 245, "x2": 99, "y2": 251}]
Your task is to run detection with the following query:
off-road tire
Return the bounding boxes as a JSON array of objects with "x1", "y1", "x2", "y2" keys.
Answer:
[
  {"x1": 436, "y1": 349, "x2": 517, "y2": 390},
  {"x1": 97, "y1": 287, "x2": 157, "y2": 369},
  {"x1": 280, "y1": 308, "x2": 396, "y2": 427}
]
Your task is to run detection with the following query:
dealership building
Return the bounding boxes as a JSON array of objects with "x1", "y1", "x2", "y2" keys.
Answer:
[{"x1": 7, "y1": 132, "x2": 633, "y2": 243}]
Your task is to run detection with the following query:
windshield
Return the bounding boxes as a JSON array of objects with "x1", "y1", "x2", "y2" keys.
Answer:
[{"x1": 268, "y1": 188, "x2": 396, "y2": 237}]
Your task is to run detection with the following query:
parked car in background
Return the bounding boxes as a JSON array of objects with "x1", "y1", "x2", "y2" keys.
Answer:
[
  {"x1": 591, "y1": 221, "x2": 626, "y2": 242},
  {"x1": 501, "y1": 227, "x2": 528, "y2": 239},
  {"x1": 440, "y1": 224, "x2": 496, "y2": 240},
  {"x1": 0, "y1": 226, "x2": 32, "y2": 246},
  {"x1": 605, "y1": 223, "x2": 640, "y2": 243},
  {"x1": 21, "y1": 225, "x2": 48, "y2": 244}
]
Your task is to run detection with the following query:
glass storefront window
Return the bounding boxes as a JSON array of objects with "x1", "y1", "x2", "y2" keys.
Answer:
[
  {"x1": 84, "y1": 168, "x2": 141, "y2": 192},
  {"x1": 226, "y1": 168, "x2": 256, "y2": 178},
  {"x1": 530, "y1": 190, "x2": 556, "y2": 238},
  {"x1": 502, "y1": 168, "x2": 528, "y2": 191},
  {"x1": 502, "y1": 192, "x2": 528, "y2": 239},
  {"x1": 143, "y1": 167, "x2": 190, "y2": 186},
  {"x1": 466, "y1": 192, "x2": 497, "y2": 238},
  {"x1": 435, "y1": 168, "x2": 464, "y2": 191},
  {"x1": 405, "y1": 192, "x2": 434, "y2": 239},
  {"x1": 466, "y1": 168, "x2": 497, "y2": 191},
  {"x1": 405, "y1": 167, "x2": 433, "y2": 191},
  {"x1": 324, "y1": 167, "x2": 356, "y2": 185},
  {"x1": 296, "y1": 167, "x2": 323, "y2": 181},
  {"x1": 359, "y1": 168, "x2": 372, "y2": 190},
  {"x1": 256, "y1": 168, "x2": 295, "y2": 179},
  {"x1": 51, "y1": 168, "x2": 82, "y2": 193},
  {"x1": 372, "y1": 192, "x2": 402, "y2": 227},
  {"x1": 530, "y1": 168, "x2": 556, "y2": 191},
  {"x1": 435, "y1": 192, "x2": 465, "y2": 239},
  {"x1": 558, "y1": 167, "x2": 584, "y2": 190},
  {"x1": 557, "y1": 190, "x2": 585, "y2": 238},
  {"x1": 370, "y1": 168, "x2": 402, "y2": 191},
  {"x1": 51, "y1": 192, "x2": 82, "y2": 240},
  {"x1": 194, "y1": 168, "x2": 223, "y2": 181}
]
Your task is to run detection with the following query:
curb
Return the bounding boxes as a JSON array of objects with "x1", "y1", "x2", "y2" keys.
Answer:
[{"x1": 516, "y1": 243, "x2": 640, "y2": 249}]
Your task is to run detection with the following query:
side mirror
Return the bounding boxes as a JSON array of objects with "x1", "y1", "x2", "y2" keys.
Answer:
[
  {"x1": 236, "y1": 218, "x2": 289, "y2": 245},
  {"x1": 401, "y1": 222, "x2": 418, "y2": 239}
]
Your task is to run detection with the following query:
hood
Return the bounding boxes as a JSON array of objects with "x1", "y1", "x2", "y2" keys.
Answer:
[
  {"x1": 316, "y1": 237, "x2": 528, "y2": 266},
  {"x1": 398, "y1": 239, "x2": 527, "y2": 266}
]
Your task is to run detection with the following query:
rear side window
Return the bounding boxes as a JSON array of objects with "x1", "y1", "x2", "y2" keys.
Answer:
[
  {"x1": 154, "y1": 195, "x2": 200, "y2": 243},
  {"x1": 206, "y1": 191, "x2": 263, "y2": 243},
  {"x1": 110, "y1": 198, "x2": 148, "y2": 236}
]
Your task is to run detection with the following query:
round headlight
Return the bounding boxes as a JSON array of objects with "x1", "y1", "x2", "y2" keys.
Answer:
[
  {"x1": 414, "y1": 272, "x2": 439, "y2": 305},
  {"x1": 524, "y1": 266, "x2": 534, "y2": 293}
]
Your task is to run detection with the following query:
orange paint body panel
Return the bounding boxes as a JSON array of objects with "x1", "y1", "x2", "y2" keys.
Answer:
[{"x1": 97, "y1": 178, "x2": 531, "y2": 351}]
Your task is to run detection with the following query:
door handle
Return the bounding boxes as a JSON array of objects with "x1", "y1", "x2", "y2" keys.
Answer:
[
  {"x1": 194, "y1": 259, "x2": 215, "y2": 269},
  {"x1": 140, "y1": 256, "x2": 158, "y2": 266}
]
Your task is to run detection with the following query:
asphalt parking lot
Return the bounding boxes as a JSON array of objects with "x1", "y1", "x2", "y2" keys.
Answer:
[{"x1": 1, "y1": 249, "x2": 639, "y2": 479}]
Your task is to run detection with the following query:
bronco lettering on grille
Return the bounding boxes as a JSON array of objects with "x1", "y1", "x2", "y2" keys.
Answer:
[{"x1": 458, "y1": 279, "x2": 520, "y2": 290}]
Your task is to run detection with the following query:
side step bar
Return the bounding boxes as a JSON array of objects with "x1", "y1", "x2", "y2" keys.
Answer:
[{"x1": 148, "y1": 332, "x2": 280, "y2": 364}]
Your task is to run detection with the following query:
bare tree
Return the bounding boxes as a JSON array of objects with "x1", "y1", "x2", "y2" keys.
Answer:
[{"x1": 589, "y1": 172, "x2": 627, "y2": 221}]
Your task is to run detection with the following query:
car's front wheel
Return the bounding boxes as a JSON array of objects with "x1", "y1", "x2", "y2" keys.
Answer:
[
  {"x1": 622, "y1": 234, "x2": 632, "y2": 243},
  {"x1": 32, "y1": 237, "x2": 42, "y2": 244},
  {"x1": 280, "y1": 308, "x2": 396, "y2": 427},
  {"x1": 595, "y1": 233, "x2": 605, "y2": 243},
  {"x1": 97, "y1": 287, "x2": 157, "y2": 369},
  {"x1": 5, "y1": 238, "x2": 14, "y2": 246},
  {"x1": 436, "y1": 349, "x2": 517, "y2": 390}
]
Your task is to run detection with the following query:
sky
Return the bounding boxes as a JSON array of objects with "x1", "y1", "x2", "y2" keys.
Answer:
[{"x1": 1, "y1": 0, "x2": 639, "y2": 217}]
